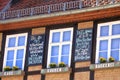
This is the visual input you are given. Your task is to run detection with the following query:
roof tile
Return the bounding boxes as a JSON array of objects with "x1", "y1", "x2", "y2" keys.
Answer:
[
  {"x1": 0, "y1": 0, "x2": 10, "y2": 11},
  {"x1": 9, "y1": 0, "x2": 72, "y2": 10}
]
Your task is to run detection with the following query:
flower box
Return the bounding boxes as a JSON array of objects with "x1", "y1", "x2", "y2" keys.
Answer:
[
  {"x1": 41, "y1": 67, "x2": 71, "y2": 74},
  {"x1": 0, "y1": 70, "x2": 24, "y2": 77},
  {"x1": 89, "y1": 61, "x2": 120, "y2": 70}
]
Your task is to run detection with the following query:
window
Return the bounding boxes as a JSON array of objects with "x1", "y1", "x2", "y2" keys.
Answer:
[
  {"x1": 47, "y1": 28, "x2": 73, "y2": 67},
  {"x1": 3, "y1": 33, "x2": 28, "y2": 70},
  {"x1": 96, "y1": 20, "x2": 120, "y2": 63}
]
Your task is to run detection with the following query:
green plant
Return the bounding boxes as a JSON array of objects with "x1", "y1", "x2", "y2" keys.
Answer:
[
  {"x1": 4, "y1": 66, "x2": 12, "y2": 71},
  {"x1": 49, "y1": 63, "x2": 57, "y2": 68},
  {"x1": 99, "y1": 57, "x2": 107, "y2": 63},
  {"x1": 12, "y1": 66, "x2": 19, "y2": 71},
  {"x1": 109, "y1": 57, "x2": 115, "y2": 62},
  {"x1": 58, "y1": 62, "x2": 66, "y2": 67}
]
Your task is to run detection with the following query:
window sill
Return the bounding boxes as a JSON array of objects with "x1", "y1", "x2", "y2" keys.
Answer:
[
  {"x1": 41, "y1": 67, "x2": 71, "y2": 74},
  {"x1": 89, "y1": 61, "x2": 120, "y2": 70},
  {"x1": 0, "y1": 70, "x2": 24, "y2": 77}
]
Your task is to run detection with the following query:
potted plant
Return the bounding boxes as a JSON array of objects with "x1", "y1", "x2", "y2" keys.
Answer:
[
  {"x1": 12, "y1": 66, "x2": 19, "y2": 71},
  {"x1": 58, "y1": 62, "x2": 66, "y2": 67},
  {"x1": 4, "y1": 66, "x2": 12, "y2": 71},
  {"x1": 109, "y1": 57, "x2": 115, "y2": 62},
  {"x1": 49, "y1": 63, "x2": 57, "y2": 68},
  {"x1": 99, "y1": 57, "x2": 107, "y2": 63}
]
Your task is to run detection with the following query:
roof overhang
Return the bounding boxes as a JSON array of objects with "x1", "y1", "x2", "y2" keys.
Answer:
[{"x1": 0, "y1": 3, "x2": 120, "y2": 31}]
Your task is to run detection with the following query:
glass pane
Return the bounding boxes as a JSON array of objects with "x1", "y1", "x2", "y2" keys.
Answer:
[
  {"x1": 6, "y1": 61, "x2": 13, "y2": 68},
  {"x1": 16, "y1": 60, "x2": 23, "y2": 69},
  {"x1": 51, "y1": 46, "x2": 59, "y2": 56},
  {"x1": 111, "y1": 39, "x2": 120, "y2": 49},
  {"x1": 112, "y1": 24, "x2": 120, "y2": 35},
  {"x1": 61, "y1": 56, "x2": 69, "y2": 65},
  {"x1": 100, "y1": 26, "x2": 109, "y2": 36},
  {"x1": 8, "y1": 37, "x2": 16, "y2": 47},
  {"x1": 7, "y1": 50, "x2": 14, "y2": 60},
  {"x1": 99, "y1": 40, "x2": 108, "y2": 51},
  {"x1": 50, "y1": 57, "x2": 58, "y2": 64},
  {"x1": 111, "y1": 50, "x2": 119, "y2": 61},
  {"x1": 62, "y1": 44, "x2": 70, "y2": 55},
  {"x1": 17, "y1": 49, "x2": 24, "y2": 59},
  {"x1": 99, "y1": 52, "x2": 107, "y2": 59},
  {"x1": 52, "y1": 32, "x2": 60, "y2": 43},
  {"x1": 63, "y1": 31, "x2": 71, "y2": 41},
  {"x1": 18, "y1": 36, "x2": 26, "y2": 46}
]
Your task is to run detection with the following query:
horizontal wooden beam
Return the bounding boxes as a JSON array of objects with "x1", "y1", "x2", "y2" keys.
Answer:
[{"x1": 0, "y1": 7, "x2": 120, "y2": 31}]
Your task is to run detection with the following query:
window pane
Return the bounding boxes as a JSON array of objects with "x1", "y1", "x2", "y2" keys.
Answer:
[
  {"x1": 6, "y1": 61, "x2": 13, "y2": 68},
  {"x1": 61, "y1": 56, "x2": 69, "y2": 65},
  {"x1": 62, "y1": 44, "x2": 70, "y2": 55},
  {"x1": 18, "y1": 36, "x2": 26, "y2": 46},
  {"x1": 112, "y1": 24, "x2": 120, "y2": 35},
  {"x1": 100, "y1": 26, "x2": 109, "y2": 36},
  {"x1": 111, "y1": 50, "x2": 119, "y2": 61},
  {"x1": 16, "y1": 60, "x2": 23, "y2": 69},
  {"x1": 99, "y1": 52, "x2": 107, "y2": 59},
  {"x1": 7, "y1": 50, "x2": 14, "y2": 60},
  {"x1": 50, "y1": 57, "x2": 58, "y2": 64},
  {"x1": 63, "y1": 31, "x2": 71, "y2": 41},
  {"x1": 8, "y1": 37, "x2": 16, "y2": 47},
  {"x1": 111, "y1": 39, "x2": 120, "y2": 49},
  {"x1": 52, "y1": 32, "x2": 60, "y2": 43},
  {"x1": 17, "y1": 49, "x2": 24, "y2": 59},
  {"x1": 51, "y1": 46, "x2": 59, "y2": 56},
  {"x1": 99, "y1": 40, "x2": 108, "y2": 51}
]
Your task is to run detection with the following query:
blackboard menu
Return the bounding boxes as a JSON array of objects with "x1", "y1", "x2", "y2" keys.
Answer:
[
  {"x1": 75, "y1": 29, "x2": 93, "y2": 61},
  {"x1": 28, "y1": 34, "x2": 45, "y2": 65}
]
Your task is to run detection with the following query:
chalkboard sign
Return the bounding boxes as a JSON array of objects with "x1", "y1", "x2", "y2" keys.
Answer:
[
  {"x1": 28, "y1": 34, "x2": 45, "y2": 65},
  {"x1": 75, "y1": 29, "x2": 93, "y2": 61}
]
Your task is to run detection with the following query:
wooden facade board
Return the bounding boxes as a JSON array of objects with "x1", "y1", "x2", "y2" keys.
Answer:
[{"x1": 0, "y1": 7, "x2": 120, "y2": 31}]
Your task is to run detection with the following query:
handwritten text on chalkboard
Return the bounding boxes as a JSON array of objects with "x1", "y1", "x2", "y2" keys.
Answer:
[
  {"x1": 75, "y1": 29, "x2": 93, "y2": 61},
  {"x1": 28, "y1": 34, "x2": 44, "y2": 65}
]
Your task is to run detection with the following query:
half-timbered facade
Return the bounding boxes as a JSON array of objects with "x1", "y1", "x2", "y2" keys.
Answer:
[{"x1": 0, "y1": 0, "x2": 120, "y2": 80}]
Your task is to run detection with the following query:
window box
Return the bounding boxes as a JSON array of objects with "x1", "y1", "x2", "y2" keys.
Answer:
[
  {"x1": 89, "y1": 61, "x2": 120, "y2": 70},
  {"x1": 41, "y1": 67, "x2": 71, "y2": 74},
  {"x1": 0, "y1": 70, "x2": 24, "y2": 77}
]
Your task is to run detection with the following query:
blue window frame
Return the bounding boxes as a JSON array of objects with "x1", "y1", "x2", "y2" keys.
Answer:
[
  {"x1": 3, "y1": 33, "x2": 28, "y2": 70},
  {"x1": 96, "y1": 21, "x2": 120, "y2": 63},
  {"x1": 47, "y1": 28, "x2": 73, "y2": 67}
]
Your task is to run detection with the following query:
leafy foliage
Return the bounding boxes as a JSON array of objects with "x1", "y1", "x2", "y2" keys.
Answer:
[{"x1": 99, "y1": 57, "x2": 107, "y2": 63}]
